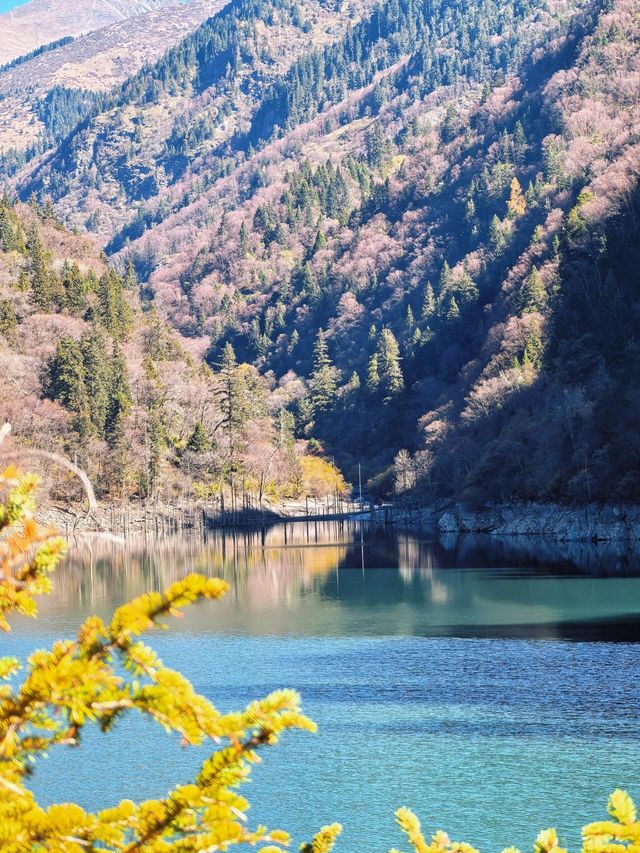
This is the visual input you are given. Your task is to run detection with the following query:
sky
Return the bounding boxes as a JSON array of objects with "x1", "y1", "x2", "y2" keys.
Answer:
[{"x1": 0, "y1": 0, "x2": 31, "y2": 11}]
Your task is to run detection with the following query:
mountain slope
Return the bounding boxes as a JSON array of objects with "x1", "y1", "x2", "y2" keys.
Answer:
[
  {"x1": 0, "y1": 0, "x2": 227, "y2": 156},
  {"x1": 14, "y1": 0, "x2": 376, "y2": 238},
  {"x1": 0, "y1": 0, "x2": 190, "y2": 65}
]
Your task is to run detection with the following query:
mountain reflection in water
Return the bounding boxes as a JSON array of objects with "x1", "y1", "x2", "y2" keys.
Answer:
[{"x1": 24, "y1": 519, "x2": 640, "y2": 641}]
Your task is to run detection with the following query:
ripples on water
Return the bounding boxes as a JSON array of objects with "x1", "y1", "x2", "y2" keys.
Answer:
[{"x1": 8, "y1": 520, "x2": 640, "y2": 850}]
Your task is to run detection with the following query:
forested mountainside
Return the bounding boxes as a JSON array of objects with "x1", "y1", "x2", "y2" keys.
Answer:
[
  {"x1": 0, "y1": 0, "x2": 227, "y2": 162},
  {"x1": 0, "y1": 199, "x2": 345, "y2": 503},
  {"x1": 2, "y1": 0, "x2": 640, "y2": 506}
]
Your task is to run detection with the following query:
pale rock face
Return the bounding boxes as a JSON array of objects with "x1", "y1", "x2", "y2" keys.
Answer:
[
  {"x1": 0, "y1": 0, "x2": 193, "y2": 65},
  {"x1": 437, "y1": 503, "x2": 640, "y2": 542}
]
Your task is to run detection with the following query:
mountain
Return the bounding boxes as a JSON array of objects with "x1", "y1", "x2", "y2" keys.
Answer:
[
  {"x1": 0, "y1": 0, "x2": 193, "y2": 66},
  {"x1": 3, "y1": 0, "x2": 640, "y2": 507},
  {"x1": 0, "y1": 0, "x2": 227, "y2": 156}
]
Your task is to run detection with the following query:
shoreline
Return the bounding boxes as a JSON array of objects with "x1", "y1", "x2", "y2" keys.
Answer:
[
  {"x1": 418, "y1": 501, "x2": 640, "y2": 542},
  {"x1": 36, "y1": 499, "x2": 640, "y2": 543}
]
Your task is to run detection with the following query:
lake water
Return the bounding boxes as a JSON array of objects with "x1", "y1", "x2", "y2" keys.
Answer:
[{"x1": 7, "y1": 520, "x2": 640, "y2": 851}]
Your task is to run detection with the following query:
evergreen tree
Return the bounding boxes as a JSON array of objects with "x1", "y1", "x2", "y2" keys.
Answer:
[
  {"x1": 376, "y1": 328, "x2": 404, "y2": 402},
  {"x1": 105, "y1": 342, "x2": 132, "y2": 441},
  {"x1": 61, "y1": 261, "x2": 86, "y2": 314},
  {"x1": 289, "y1": 328, "x2": 300, "y2": 353},
  {"x1": 46, "y1": 337, "x2": 92, "y2": 438},
  {"x1": 26, "y1": 222, "x2": 53, "y2": 311},
  {"x1": 439, "y1": 262, "x2": 452, "y2": 293},
  {"x1": 311, "y1": 228, "x2": 327, "y2": 254},
  {"x1": 446, "y1": 295, "x2": 461, "y2": 321},
  {"x1": 81, "y1": 328, "x2": 111, "y2": 438},
  {"x1": 124, "y1": 257, "x2": 138, "y2": 290},
  {"x1": 456, "y1": 270, "x2": 479, "y2": 306},
  {"x1": 0, "y1": 299, "x2": 17, "y2": 340},
  {"x1": 217, "y1": 342, "x2": 248, "y2": 466},
  {"x1": 405, "y1": 305, "x2": 415, "y2": 332},
  {"x1": 299, "y1": 261, "x2": 320, "y2": 301},
  {"x1": 145, "y1": 407, "x2": 164, "y2": 497},
  {"x1": 520, "y1": 267, "x2": 547, "y2": 312},
  {"x1": 365, "y1": 121, "x2": 389, "y2": 167},
  {"x1": 421, "y1": 282, "x2": 436, "y2": 322},
  {"x1": 0, "y1": 204, "x2": 18, "y2": 252},
  {"x1": 488, "y1": 215, "x2": 507, "y2": 255},
  {"x1": 187, "y1": 420, "x2": 212, "y2": 453},
  {"x1": 295, "y1": 395, "x2": 315, "y2": 434},
  {"x1": 366, "y1": 352, "x2": 380, "y2": 392},
  {"x1": 239, "y1": 221, "x2": 250, "y2": 255},
  {"x1": 275, "y1": 408, "x2": 296, "y2": 449},
  {"x1": 96, "y1": 269, "x2": 133, "y2": 340},
  {"x1": 513, "y1": 120, "x2": 527, "y2": 165},
  {"x1": 310, "y1": 329, "x2": 338, "y2": 415}
]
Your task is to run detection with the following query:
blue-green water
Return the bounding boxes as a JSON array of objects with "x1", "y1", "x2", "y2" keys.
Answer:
[{"x1": 7, "y1": 521, "x2": 640, "y2": 851}]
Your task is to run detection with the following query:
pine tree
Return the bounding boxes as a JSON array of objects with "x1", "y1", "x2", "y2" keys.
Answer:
[
  {"x1": 446, "y1": 295, "x2": 461, "y2": 321},
  {"x1": 376, "y1": 328, "x2": 404, "y2": 402},
  {"x1": 96, "y1": 269, "x2": 133, "y2": 340},
  {"x1": 124, "y1": 256, "x2": 138, "y2": 290},
  {"x1": 217, "y1": 342, "x2": 248, "y2": 467},
  {"x1": 239, "y1": 220, "x2": 250, "y2": 255},
  {"x1": 365, "y1": 120, "x2": 389, "y2": 167},
  {"x1": 105, "y1": 342, "x2": 132, "y2": 441},
  {"x1": 489, "y1": 215, "x2": 506, "y2": 255},
  {"x1": 26, "y1": 222, "x2": 53, "y2": 311},
  {"x1": 62, "y1": 260, "x2": 86, "y2": 314},
  {"x1": 81, "y1": 328, "x2": 111, "y2": 438},
  {"x1": 513, "y1": 120, "x2": 527, "y2": 165},
  {"x1": 275, "y1": 408, "x2": 296, "y2": 448},
  {"x1": 405, "y1": 304, "x2": 415, "y2": 332},
  {"x1": 310, "y1": 329, "x2": 338, "y2": 415},
  {"x1": 46, "y1": 336, "x2": 92, "y2": 438},
  {"x1": 520, "y1": 267, "x2": 547, "y2": 312},
  {"x1": 439, "y1": 261, "x2": 452, "y2": 293},
  {"x1": 144, "y1": 406, "x2": 165, "y2": 498},
  {"x1": 187, "y1": 420, "x2": 212, "y2": 453},
  {"x1": 0, "y1": 204, "x2": 18, "y2": 253},
  {"x1": 421, "y1": 282, "x2": 436, "y2": 322},
  {"x1": 311, "y1": 228, "x2": 327, "y2": 254},
  {"x1": 300, "y1": 261, "x2": 320, "y2": 301},
  {"x1": 366, "y1": 352, "x2": 380, "y2": 392}
]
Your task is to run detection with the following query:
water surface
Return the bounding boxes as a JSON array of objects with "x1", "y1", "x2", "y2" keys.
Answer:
[{"x1": 7, "y1": 521, "x2": 640, "y2": 851}]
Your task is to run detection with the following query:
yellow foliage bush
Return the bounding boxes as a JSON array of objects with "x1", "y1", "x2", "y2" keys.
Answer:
[
  {"x1": 0, "y1": 465, "x2": 636, "y2": 852},
  {"x1": 300, "y1": 455, "x2": 348, "y2": 499}
]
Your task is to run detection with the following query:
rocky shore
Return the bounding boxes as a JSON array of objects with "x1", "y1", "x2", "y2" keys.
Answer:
[{"x1": 433, "y1": 502, "x2": 640, "y2": 542}]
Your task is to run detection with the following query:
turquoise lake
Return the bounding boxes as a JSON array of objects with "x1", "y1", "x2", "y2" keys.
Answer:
[{"x1": 6, "y1": 520, "x2": 640, "y2": 851}]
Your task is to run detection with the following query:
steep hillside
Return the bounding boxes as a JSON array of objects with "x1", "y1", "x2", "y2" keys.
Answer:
[
  {"x1": 14, "y1": 0, "x2": 376, "y2": 239},
  {"x1": 0, "y1": 0, "x2": 188, "y2": 65},
  {"x1": 6, "y1": 0, "x2": 640, "y2": 507},
  {"x1": 0, "y1": 198, "x2": 342, "y2": 505}
]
